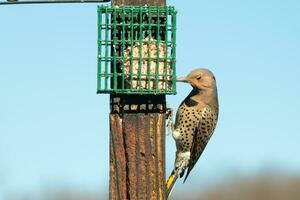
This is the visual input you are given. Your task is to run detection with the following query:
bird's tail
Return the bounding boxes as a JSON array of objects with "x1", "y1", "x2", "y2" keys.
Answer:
[{"x1": 166, "y1": 170, "x2": 178, "y2": 200}]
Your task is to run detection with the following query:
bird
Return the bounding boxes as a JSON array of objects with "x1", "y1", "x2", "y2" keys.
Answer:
[{"x1": 166, "y1": 68, "x2": 219, "y2": 199}]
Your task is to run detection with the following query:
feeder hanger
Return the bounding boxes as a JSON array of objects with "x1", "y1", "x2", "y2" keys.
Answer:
[{"x1": 0, "y1": 0, "x2": 110, "y2": 5}]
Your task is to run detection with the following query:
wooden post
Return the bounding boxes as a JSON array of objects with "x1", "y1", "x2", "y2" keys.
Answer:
[{"x1": 110, "y1": 0, "x2": 167, "y2": 200}]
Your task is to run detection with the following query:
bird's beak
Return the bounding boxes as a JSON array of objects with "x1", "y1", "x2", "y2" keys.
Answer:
[{"x1": 176, "y1": 76, "x2": 188, "y2": 83}]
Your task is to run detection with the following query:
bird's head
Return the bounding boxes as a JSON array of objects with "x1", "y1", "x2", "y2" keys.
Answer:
[{"x1": 176, "y1": 68, "x2": 216, "y2": 90}]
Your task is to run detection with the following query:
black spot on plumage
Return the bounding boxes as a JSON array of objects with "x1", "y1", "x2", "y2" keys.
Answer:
[{"x1": 185, "y1": 98, "x2": 198, "y2": 107}]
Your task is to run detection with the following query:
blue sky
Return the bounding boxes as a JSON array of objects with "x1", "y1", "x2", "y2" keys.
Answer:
[{"x1": 1, "y1": 0, "x2": 300, "y2": 198}]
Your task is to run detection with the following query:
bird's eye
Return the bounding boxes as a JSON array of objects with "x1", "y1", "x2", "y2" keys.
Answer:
[{"x1": 196, "y1": 76, "x2": 201, "y2": 80}]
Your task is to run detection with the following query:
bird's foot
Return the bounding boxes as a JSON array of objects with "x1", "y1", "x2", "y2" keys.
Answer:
[{"x1": 166, "y1": 105, "x2": 174, "y2": 136}]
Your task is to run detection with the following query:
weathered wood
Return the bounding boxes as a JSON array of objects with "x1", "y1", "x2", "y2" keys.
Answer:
[
  {"x1": 109, "y1": 95, "x2": 166, "y2": 200},
  {"x1": 110, "y1": 0, "x2": 167, "y2": 199},
  {"x1": 110, "y1": 114, "x2": 127, "y2": 199},
  {"x1": 110, "y1": 110, "x2": 165, "y2": 200}
]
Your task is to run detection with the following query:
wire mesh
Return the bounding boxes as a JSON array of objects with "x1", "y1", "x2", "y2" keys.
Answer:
[{"x1": 97, "y1": 5, "x2": 177, "y2": 95}]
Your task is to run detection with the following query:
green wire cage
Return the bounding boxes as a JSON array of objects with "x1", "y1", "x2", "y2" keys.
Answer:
[{"x1": 97, "y1": 5, "x2": 177, "y2": 95}]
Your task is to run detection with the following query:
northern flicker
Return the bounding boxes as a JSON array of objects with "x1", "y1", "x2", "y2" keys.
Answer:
[{"x1": 166, "y1": 68, "x2": 219, "y2": 199}]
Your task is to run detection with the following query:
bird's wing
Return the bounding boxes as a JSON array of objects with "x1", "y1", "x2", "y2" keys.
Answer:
[{"x1": 183, "y1": 106, "x2": 217, "y2": 183}]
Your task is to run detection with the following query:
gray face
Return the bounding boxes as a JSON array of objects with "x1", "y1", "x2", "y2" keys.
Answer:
[{"x1": 177, "y1": 68, "x2": 217, "y2": 90}]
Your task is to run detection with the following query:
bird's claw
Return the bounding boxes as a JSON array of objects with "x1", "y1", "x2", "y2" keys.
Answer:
[{"x1": 166, "y1": 105, "x2": 174, "y2": 136}]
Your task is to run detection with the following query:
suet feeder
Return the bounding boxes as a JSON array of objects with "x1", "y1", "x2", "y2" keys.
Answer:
[{"x1": 97, "y1": 5, "x2": 177, "y2": 95}]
